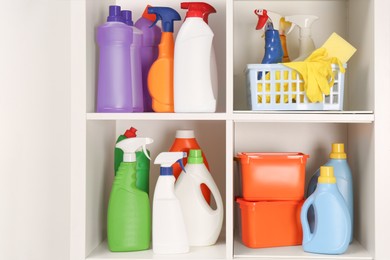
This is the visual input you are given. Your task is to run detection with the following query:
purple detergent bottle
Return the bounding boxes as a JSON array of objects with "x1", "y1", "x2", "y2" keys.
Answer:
[
  {"x1": 97, "y1": 6, "x2": 133, "y2": 112},
  {"x1": 135, "y1": 6, "x2": 162, "y2": 112},
  {"x1": 122, "y1": 10, "x2": 144, "y2": 112}
]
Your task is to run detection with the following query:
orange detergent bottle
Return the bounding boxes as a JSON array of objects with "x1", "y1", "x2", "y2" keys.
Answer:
[
  {"x1": 169, "y1": 130, "x2": 211, "y2": 204},
  {"x1": 147, "y1": 7, "x2": 181, "y2": 112}
]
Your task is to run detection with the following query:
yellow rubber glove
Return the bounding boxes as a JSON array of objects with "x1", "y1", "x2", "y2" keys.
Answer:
[
  {"x1": 283, "y1": 47, "x2": 345, "y2": 103},
  {"x1": 257, "y1": 47, "x2": 344, "y2": 104}
]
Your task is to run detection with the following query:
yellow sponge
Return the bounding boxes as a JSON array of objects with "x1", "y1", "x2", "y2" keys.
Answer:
[{"x1": 321, "y1": 32, "x2": 357, "y2": 63}]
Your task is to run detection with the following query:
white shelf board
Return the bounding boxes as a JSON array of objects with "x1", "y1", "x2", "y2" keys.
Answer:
[
  {"x1": 233, "y1": 111, "x2": 374, "y2": 123},
  {"x1": 87, "y1": 111, "x2": 374, "y2": 123},
  {"x1": 87, "y1": 239, "x2": 226, "y2": 260},
  {"x1": 234, "y1": 238, "x2": 372, "y2": 260},
  {"x1": 86, "y1": 112, "x2": 228, "y2": 121}
]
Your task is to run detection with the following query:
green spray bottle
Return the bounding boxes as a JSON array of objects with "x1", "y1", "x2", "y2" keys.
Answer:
[
  {"x1": 107, "y1": 137, "x2": 153, "y2": 252},
  {"x1": 114, "y1": 127, "x2": 151, "y2": 194}
]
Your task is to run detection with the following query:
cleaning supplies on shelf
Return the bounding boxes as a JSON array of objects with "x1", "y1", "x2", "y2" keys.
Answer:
[
  {"x1": 107, "y1": 137, "x2": 153, "y2": 252},
  {"x1": 301, "y1": 166, "x2": 351, "y2": 255},
  {"x1": 114, "y1": 127, "x2": 151, "y2": 194},
  {"x1": 121, "y1": 10, "x2": 144, "y2": 112},
  {"x1": 265, "y1": 11, "x2": 292, "y2": 62},
  {"x1": 285, "y1": 15, "x2": 319, "y2": 61},
  {"x1": 135, "y1": 6, "x2": 162, "y2": 112},
  {"x1": 147, "y1": 6, "x2": 181, "y2": 112},
  {"x1": 153, "y1": 152, "x2": 189, "y2": 254},
  {"x1": 175, "y1": 149, "x2": 223, "y2": 246},
  {"x1": 254, "y1": 9, "x2": 283, "y2": 79},
  {"x1": 307, "y1": 143, "x2": 353, "y2": 243},
  {"x1": 96, "y1": 5, "x2": 133, "y2": 112},
  {"x1": 169, "y1": 130, "x2": 211, "y2": 204},
  {"x1": 174, "y1": 2, "x2": 217, "y2": 112}
]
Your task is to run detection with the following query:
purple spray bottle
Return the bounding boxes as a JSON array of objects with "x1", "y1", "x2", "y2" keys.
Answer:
[
  {"x1": 135, "y1": 6, "x2": 162, "y2": 112},
  {"x1": 96, "y1": 6, "x2": 133, "y2": 112},
  {"x1": 122, "y1": 10, "x2": 144, "y2": 112}
]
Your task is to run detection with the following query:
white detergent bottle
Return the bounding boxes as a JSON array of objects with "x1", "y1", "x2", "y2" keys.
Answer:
[
  {"x1": 174, "y1": 2, "x2": 217, "y2": 112},
  {"x1": 175, "y1": 149, "x2": 223, "y2": 246},
  {"x1": 153, "y1": 152, "x2": 189, "y2": 254},
  {"x1": 285, "y1": 15, "x2": 319, "y2": 61}
]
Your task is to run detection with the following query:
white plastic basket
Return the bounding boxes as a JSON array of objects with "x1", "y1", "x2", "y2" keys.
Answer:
[{"x1": 245, "y1": 63, "x2": 346, "y2": 110}]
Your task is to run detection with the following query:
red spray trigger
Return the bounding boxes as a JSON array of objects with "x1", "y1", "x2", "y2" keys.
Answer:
[
  {"x1": 254, "y1": 9, "x2": 269, "y2": 30},
  {"x1": 181, "y1": 2, "x2": 216, "y2": 24}
]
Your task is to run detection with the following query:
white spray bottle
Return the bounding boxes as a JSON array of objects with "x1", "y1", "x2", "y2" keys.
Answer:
[
  {"x1": 175, "y1": 149, "x2": 223, "y2": 246},
  {"x1": 285, "y1": 15, "x2": 319, "y2": 61},
  {"x1": 174, "y1": 2, "x2": 217, "y2": 112},
  {"x1": 153, "y1": 152, "x2": 189, "y2": 254}
]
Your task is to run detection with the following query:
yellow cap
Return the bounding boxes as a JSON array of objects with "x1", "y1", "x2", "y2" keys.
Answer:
[
  {"x1": 329, "y1": 143, "x2": 347, "y2": 159},
  {"x1": 318, "y1": 166, "x2": 336, "y2": 184}
]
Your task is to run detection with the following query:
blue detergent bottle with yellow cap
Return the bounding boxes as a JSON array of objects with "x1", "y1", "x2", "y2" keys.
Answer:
[
  {"x1": 301, "y1": 166, "x2": 351, "y2": 255},
  {"x1": 307, "y1": 143, "x2": 353, "y2": 243}
]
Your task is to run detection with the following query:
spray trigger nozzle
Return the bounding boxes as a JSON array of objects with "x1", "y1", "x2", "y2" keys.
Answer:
[
  {"x1": 154, "y1": 152, "x2": 187, "y2": 176},
  {"x1": 142, "y1": 145, "x2": 151, "y2": 160},
  {"x1": 147, "y1": 6, "x2": 181, "y2": 32}
]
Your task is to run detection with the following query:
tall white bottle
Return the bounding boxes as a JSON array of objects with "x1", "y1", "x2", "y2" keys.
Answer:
[
  {"x1": 153, "y1": 152, "x2": 189, "y2": 254},
  {"x1": 174, "y1": 2, "x2": 217, "y2": 112},
  {"x1": 175, "y1": 149, "x2": 224, "y2": 246}
]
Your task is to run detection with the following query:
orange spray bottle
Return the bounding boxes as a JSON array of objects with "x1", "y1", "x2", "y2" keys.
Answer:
[{"x1": 147, "y1": 7, "x2": 181, "y2": 112}]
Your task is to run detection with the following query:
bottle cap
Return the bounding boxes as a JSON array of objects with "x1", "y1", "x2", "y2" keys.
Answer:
[
  {"x1": 318, "y1": 166, "x2": 336, "y2": 184},
  {"x1": 124, "y1": 127, "x2": 137, "y2": 138},
  {"x1": 121, "y1": 10, "x2": 133, "y2": 26},
  {"x1": 142, "y1": 5, "x2": 157, "y2": 21},
  {"x1": 107, "y1": 5, "x2": 124, "y2": 22},
  {"x1": 330, "y1": 143, "x2": 347, "y2": 159},
  {"x1": 176, "y1": 130, "x2": 195, "y2": 139},
  {"x1": 188, "y1": 149, "x2": 203, "y2": 164}
]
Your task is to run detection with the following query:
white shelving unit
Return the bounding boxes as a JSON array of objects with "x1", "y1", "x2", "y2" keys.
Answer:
[{"x1": 70, "y1": 0, "x2": 390, "y2": 260}]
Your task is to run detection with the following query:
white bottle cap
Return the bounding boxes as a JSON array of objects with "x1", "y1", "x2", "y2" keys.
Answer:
[{"x1": 176, "y1": 130, "x2": 195, "y2": 139}]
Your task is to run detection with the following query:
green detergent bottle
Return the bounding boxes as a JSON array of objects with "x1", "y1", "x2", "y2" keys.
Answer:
[
  {"x1": 114, "y1": 127, "x2": 151, "y2": 194},
  {"x1": 107, "y1": 137, "x2": 153, "y2": 252}
]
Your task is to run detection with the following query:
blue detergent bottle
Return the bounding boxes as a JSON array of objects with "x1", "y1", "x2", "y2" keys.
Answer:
[
  {"x1": 307, "y1": 143, "x2": 353, "y2": 243},
  {"x1": 301, "y1": 166, "x2": 351, "y2": 255}
]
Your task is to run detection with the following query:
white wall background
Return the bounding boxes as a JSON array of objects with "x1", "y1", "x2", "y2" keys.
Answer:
[{"x1": 0, "y1": 1, "x2": 71, "y2": 260}]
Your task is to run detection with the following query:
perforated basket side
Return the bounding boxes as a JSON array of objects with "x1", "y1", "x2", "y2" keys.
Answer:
[{"x1": 245, "y1": 63, "x2": 346, "y2": 111}]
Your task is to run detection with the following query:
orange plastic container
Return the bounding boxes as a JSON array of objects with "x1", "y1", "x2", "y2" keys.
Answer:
[
  {"x1": 236, "y1": 198, "x2": 303, "y2": 248},
  {"x1": 236, "y1": 152, "x2": 308, "y2": 201}
]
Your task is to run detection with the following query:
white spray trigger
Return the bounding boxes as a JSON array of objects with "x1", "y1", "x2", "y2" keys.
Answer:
[
  {"x1": 142, "y1": 145, "x2": 151, "y2": 160},
  {"x1": 286, "y1": 23, "x2": 296, "y2": 35},
  {"x1": 154, "y1": 152, "x2": 187, "y2": 167},
  {"x1": 116, "y1": 137, "x2": 154, "y2": 162}
]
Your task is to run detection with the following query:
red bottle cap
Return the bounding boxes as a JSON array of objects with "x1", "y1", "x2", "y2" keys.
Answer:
[
  {"x1": 181, "y1": 2, "x2": 216, "y2": 24},
  {"x1": 124, "y1": 127, "x2": 137, "y2": 138}
]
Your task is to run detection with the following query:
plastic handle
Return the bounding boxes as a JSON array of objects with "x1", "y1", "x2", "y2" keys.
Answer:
[
  {"x1": 191, "y1": 173, "x2": 223, "y2": 217},
  {"x1": 300, "y1": 195, "x2": 315, "y2": 243}
]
